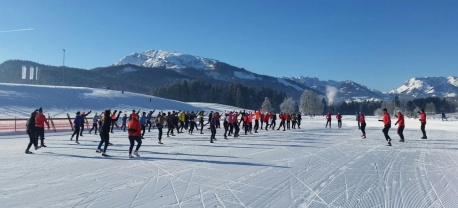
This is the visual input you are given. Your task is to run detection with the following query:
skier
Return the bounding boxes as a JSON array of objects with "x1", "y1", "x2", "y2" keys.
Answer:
[
  {"x1": 378, "y1": 108, "x2": 392, "y2": 146},
  {"x1": 336, "y1": 112, "x2": 342, "y2": 129},
  {"x1": 166, "y1": 112, "x2": 175, "y2": 137},
  {"x1": 210, "y1": 113, "x2": 218, "y2": 143},
  {"x1": 418, "y1": 109, "x2": 428, "y2": 139},
  {"x1": 110, "y1": 110, "x2": 122, "y2": 133},
  {"x1": 441, "y1": 112, "x2": 447, "y2": 121},
  {"x1": 286, "y1": 113, "x2": 291, "y2": 130},
  {"x1": 140, "y1": 112, "x2": 148, "y2": 138},
  {"x1": 79, "y1": 111, "x2": 91, "y2": 137},
  {"x1": 291, "y1": 113, "x2": 297, "y2": 129},
  {"x1": 228, "y1": 111, "x2": 233, "y2": 136},
  {"x1": 325, "y1": 112, "x2": 332, "y2": 129},
  {"x1": 263, "y1": 112, "x2": 270, "y2": 131},
  {"x1": 247, "y1": 112, "x2": 253, "y2": 134},
  {"x1": 188, "y1": 111, "x2": 197, "y2": 135},
  {"x1": 35, "y1": 108, "x2": 50, "y2": 147},
  {"x1": 232, "y1": 111, "x2": 240, "y2": 137},
  {"x1": 395, "y1": 111, "x2": 405, "y2": 142},
  {"x1": 156, "y1": 112, "x2": 166, "y2": 144},
  {"x1": 184, "y1": 111, "x2": 190, "y2": 131},
  {"x1": 243, "y1": 113, "x2": 249, "y2": 135},
  {"x1": 253, "y1": 110, "x2": 260, "y2": 133},
  {"x1": 120, "y1": 114, "x2": 128, "y2": 132},
  {"x1": 173, "y1": 111, "x2": 180, "y2": 134},
  {"x1": 198, "y1": 111, "x2": 207, "y2": 134},
  {"x1": 127, "y1": 112, "x2": 142, "y2": 158},
  {"x1": 178, "y1": 111, "x2": 185, "y2": 133},
  {"x1": 296, "y1": 112, "x2": 302, "y2": 129},
  {"x1": 96, "y1": 110, "x2": 112, "y2": 156},
  {"x1": 147, "y1": 110, "x2": 155, "y2": 132},
  {"x1": 25, "y1": 110, "x2": 40, "y2": 154},
  {"x1": 70, "y1": 111, "x2": 83, "y2": 144},
  {"x1": 270, "y1": 112, "x2": 277, "y2": 130},
  {"x1": 277, "y1": 113, "x2": 286, "y2": 131},
  {"x1": 223, "y1": 112, "x2": 229, "y2": 139},
  {"x1": 359, "y1": 112, "x2": 366, "y2": 139},
  {"x1": 89, "y1": 112, "x2": 100, "y2": 134}
]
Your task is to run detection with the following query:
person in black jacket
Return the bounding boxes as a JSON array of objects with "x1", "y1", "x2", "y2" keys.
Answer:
[
  {"x1": 297, "y1": 113, "x2": 302, "y2": 129},
  {"x1": 166, "y1": 112, "x2": 175, "y2": 137},
  {"x1": 97, "y1": 110, "x2": 113, "y2": 156},
  {"x1": 79, "y1": 111, "x2": 91, "y2": 137},
  {"x1": 25, "y1": 110, "x2": 40, "y2": 154},
  {"x1": 70, "y1": 111, "x2": 83, "y2": 144}
]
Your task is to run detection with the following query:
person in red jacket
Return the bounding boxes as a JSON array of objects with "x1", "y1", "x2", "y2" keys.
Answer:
[
  {"x1": 395, "y1": 111, "x2": 405, "y2": 142},
  {"x1": 378, "y1": 108, "x2": 392, "y2": 146},
  {"x1": 359, "y1": 112, "x2": 366, "y2": 139},
  {"x1": 286, "y1": 113, "x2": 292, "y2": 130},
  {"x1": 277, "y1": 113, "x2": 286, "y2": 131},
  {"x1": 263, "y1": 112, "x2": 270, "y2": 131},
  {"x1": 325, "y1": 112, "x2": 332, "y2": 128},
  {"x1": 418, "y1": 109, "x2": 427, "y2": 139},
  {"x1": 35, "y1": 108, "x2": 50, "y2": 147},
  {"x1": 336, "y1": 112, "x2": 342, "y2": 129},
  {"x1": 254, "y1": 110, "x2": 261, "y2": 133},
  {"x1": 127, "y1": 113, "x2": 142, "y2": 158}
]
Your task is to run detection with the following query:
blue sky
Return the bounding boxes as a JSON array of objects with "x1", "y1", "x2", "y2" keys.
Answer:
[{"x1": 1, "y1": 0, "x2": 457, "y2": 92}]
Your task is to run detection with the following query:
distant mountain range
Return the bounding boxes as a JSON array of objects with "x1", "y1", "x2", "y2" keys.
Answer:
[{"x1": 1, "y1": 49, "x2": 457, "y2": 103}]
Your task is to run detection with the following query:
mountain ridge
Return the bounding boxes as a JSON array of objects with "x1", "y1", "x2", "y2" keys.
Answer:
[{"x1": 1, "y1": 49, "x2": 457, "y2": 102}]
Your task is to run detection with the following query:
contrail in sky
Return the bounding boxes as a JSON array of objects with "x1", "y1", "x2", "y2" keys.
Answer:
[{"x1": 0, "y1": 28, "x2": 35, "y2": 33}]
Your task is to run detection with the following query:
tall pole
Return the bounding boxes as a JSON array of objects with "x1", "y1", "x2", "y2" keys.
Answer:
[{"x1": 63, "y1": 49, "x2": 66, "y2": 85}]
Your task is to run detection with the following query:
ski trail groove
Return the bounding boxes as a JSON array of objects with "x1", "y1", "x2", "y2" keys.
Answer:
[
  {"x1": 170, "y1": 179, "x2": 182, "y2": 208},
  {"x1": 73, "y1": 181, "x2": 110, "y2": 208},
  {"x1": 199, "y1": 187, "x2": 206, "y2": 208},
  {"x1": 225, "y1": 185, "x2": 246, "y2": 207},
  {"x1": 214, "y1": 193, "x2": 226, "y2": 208},
  {"x1": 129, "y1": 175, "x2": 154, "y2": 208}
]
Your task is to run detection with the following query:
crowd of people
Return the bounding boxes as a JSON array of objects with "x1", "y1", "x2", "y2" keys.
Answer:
[{"x1": 24, "y1": 107, "x2": 430, "y2": 157}]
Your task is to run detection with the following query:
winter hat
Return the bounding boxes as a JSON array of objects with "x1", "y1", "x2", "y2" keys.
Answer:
[
  {"x1": 76, "y1": 111, "x2": 81, "y2": 115},
  {"x1": 38, "y1": 107, "x2": 43, "y2": 113}
]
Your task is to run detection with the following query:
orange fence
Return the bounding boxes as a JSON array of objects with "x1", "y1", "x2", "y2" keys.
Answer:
[{"x1": 0, "y1": 117, "x2": 94, "y2": 132}]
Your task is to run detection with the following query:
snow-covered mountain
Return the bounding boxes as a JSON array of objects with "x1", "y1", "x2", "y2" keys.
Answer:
[
  {"x1": 113, "y1": 50, "x2": 313, "y2": 99},
  {"x1": 114, "y1": 50, "x2": 391, "y2": 101},
  {"x1": 389, "y1": 76, "x2": 458, "y2": 98},
  {"x1": 287, "y1": 76, "x2": 385, "y2": 101},
  {"x1": 114, "y1": 50, "x2": 218, "y2": 70}
]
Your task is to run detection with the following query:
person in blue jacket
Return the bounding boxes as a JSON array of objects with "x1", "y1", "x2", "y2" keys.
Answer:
[{"x1": 139, "y1": 112, "x2": 148, "y2": 138}]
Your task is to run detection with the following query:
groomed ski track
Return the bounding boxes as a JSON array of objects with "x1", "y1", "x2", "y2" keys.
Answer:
[{"x1": 1, "y1": 117, "x2": 457, "y2": 208}]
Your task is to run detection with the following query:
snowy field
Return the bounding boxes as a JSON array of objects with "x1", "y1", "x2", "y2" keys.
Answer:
[{"x1": 1, "y1": 83, "x2": 458, "y2": 207}]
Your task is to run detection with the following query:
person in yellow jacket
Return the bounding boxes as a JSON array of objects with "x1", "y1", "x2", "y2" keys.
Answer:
[{"x1": 178, "y1": 111, "x2": 185, "y2": 133}]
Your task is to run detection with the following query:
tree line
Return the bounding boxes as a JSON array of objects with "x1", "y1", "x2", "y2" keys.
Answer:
[{"x1": 150, "y1": 80, "x2": 287, "y2": 112}]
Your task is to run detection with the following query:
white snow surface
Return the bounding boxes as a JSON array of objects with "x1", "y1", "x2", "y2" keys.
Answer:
[
  {"x1": 277, "y1": 78, "x2": 303, "y2": 91},
  {"x1": 1, "y1": 83, "x2": 458, "y2": 207},
  {"x1": 114, "y1": 50, "x2": 217, "y2": 70},
  {"x1": 233, "y1": 71, "x2": 258, "y2": 80}
]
